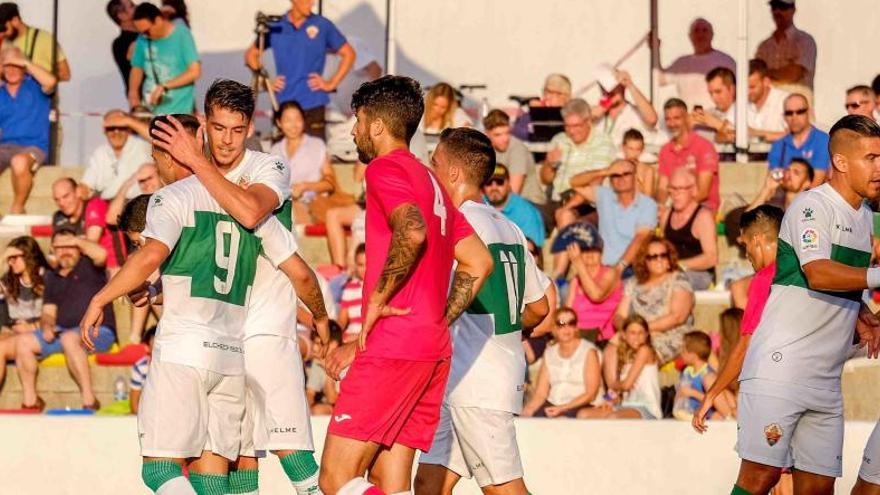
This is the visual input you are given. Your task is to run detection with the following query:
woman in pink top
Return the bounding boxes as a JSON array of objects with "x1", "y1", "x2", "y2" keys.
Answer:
[{"x1": 565, "y1": 242, "x2": 622, "y2": 343}]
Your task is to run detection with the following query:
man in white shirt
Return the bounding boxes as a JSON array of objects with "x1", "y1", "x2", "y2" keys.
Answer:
[
  {"x1": 754, "y1": 0, "x2": 817, "y2": 100},
  {"x1": 81, "y1": 109, "x2": 152, "y2": 200},
  {"x1": 692, "y1": 67, "x2": 735, "y2": 143},
  {"x1": 748, "y1": 59, "x2": 789, "y2": 143},
  {"x1": 652, "y1": 17, "x2": 736, "y2": 110}
]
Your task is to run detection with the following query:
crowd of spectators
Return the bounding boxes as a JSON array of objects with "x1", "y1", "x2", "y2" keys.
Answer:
[{"x1": 0, "y1": 0, "x2": 878, "y2": 422}]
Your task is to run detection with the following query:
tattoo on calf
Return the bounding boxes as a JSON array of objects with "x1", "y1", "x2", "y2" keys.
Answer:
[
  {"x1": 444, "y1": 271, "x2": 478, "y2": 325},
  {"x1": 376, "y1": 204, "x2": 426, "y2": 294}
]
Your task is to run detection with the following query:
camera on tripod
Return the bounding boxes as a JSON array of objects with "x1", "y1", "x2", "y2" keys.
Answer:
[{"x1": 254, "y1": 11, "x2": 282, "y2": 34}]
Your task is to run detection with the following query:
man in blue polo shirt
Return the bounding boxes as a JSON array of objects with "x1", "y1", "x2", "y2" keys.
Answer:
[
  {"x1": 483, "y1": 163, "x2": 546, "y2": 247},
  {"x1": 767, "y1": 93, "x2": 828, "y2": 188},
  {"x1": 0, "y1": 46, "x2": 56, "y2": 214},
  {"x1": 245, "y1": 0, "x2": 355, "y2": 140}
]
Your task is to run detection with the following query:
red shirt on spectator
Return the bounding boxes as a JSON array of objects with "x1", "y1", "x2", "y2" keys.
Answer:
[
  {"x1": 741, "y1": 262, "x2": 777, "y2": 336},
  {"x1": 659, "y1": 131, "x2": 720, "y2": 211},
  {"x1": 84, "y1": 198, "x2": 126, "y2": 269}
]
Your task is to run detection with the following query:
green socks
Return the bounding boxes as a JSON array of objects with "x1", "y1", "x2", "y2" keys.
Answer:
[
  {"x1": 731, "y1": 485, "x2": 753, "y2": 495},
  {"x1": 280, "y1": 451, "x2": 321, "y2": 494},
  {"x1": 189, "y1": 473, "x2": 229, "y2": 495},
  {"x1": 141, "y1": 460, "x2": 185, "y2": 492},
  {"x1": 228, "y1": 469, "x2": 259, "y2": 494}
]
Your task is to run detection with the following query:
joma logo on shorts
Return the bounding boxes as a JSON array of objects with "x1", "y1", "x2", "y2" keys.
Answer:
[
  {"x1": 271, "y1": 427, "x2": 297, "y2": 434},
  {"x1": 202, "y1": 341, "x2": 244, "y2": 353}
]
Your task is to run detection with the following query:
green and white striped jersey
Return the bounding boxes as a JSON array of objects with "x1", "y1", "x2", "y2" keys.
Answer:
[
  {"x1": 143, "y1": 172, "x2": 297, "y2": 375},
  {"x1": 740, "y1": 183, "x2": 871, "y2": 403},
  {"x1": 446, "y1": 201, "x2": 549, "y2": 413}
]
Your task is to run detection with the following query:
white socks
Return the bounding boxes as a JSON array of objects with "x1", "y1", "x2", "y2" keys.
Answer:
[{"x1": 293, "y1": 472, "x2": 322, "y2": 494}]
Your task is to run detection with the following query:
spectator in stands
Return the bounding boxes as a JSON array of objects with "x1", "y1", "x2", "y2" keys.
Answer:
[
  {"x1": 129, "y1": 3, "x2": 200, "y2": 114},
  {"x1": 128, "y1": 325, "x2": 156, "y2": 413},
  {"x1": 161, "y1": 0, "x2": 190, "y2": 27},
  {"x1": 872, "y1": 75, "x2": 880, "y2": 119},
  {"x1": 422, "y1": 82, "x2": 472, "y2": 134},
  {"x1": 82, "y1": 110, "x2": 153, "y2": 201},
  {"x1": 512, "y1": 73, "x2": 572, "y2": 141},
  {"x1": 106, "y1": 163, "x2": 161, "y2": 229},
  {"x1": 845, "y1": 85, "x2": 878, "y2": 121},
  {"x1": 116, "y1": 194, "x2": 158, "y2": 345},
  {"x1": 651, "y1": 17, "x2": 736, "y2": 110},
  {"x1": 523, "y1": 239, "x2": 558, "y2": 366},
  {"x1": 245, "y1": 0, "x2": 355, "y2": 139},
  {"x1": 52, "y1": 178, "x2": 127, "y2": 273},
  {"x1": 748, "y1": 157, "x2": 812, "y2": 211},
  {"x1": 0, "y1": 236, "x2": 48, "y2": 393},
  {"x1": 105, "y1": 0, "x2": 138, "y2": 93},
  {"x1": 747, "y1": 59, "x2": 789, "y2": 143},
  {"x1": 0, "y1": 47, "x2": 56, "y2": 214},
  {"x1": 767, "y1": 93, "x2": 828, "y2": 187},
  {"x1": 540, "y1": 98, "x2": 615, "y2": 227},
  {"x1": 269, "y1": 100, "x2": 341, "y2": 224},
  {"x1": 755, "y1": 0, "x2": 817, "y2": 100},
  {"x1": 692, "y1": 67, "x2": 735, "y2": 143},
  {"x1": 483, "y1": 109, "x2": 544, "y2": 206},
  {"x1": 613, "y1": 236, "x2": 695, "y2": 365},
  {"x1": 661, "y1": 168, "x2": 718, "y2": 290},
  {"x1": 0, "y1": 2, "x2": 71, "y2": 81},
  {"x1": 592, "y1": 69, "x2": 659, "y2": 148},
  {"x1": 672, "y1": 331, "x2": 734, "y2": 421},
  {"x1": 483, "y1": 163, "x2": 545, "y2": 247},
  {"x1": 324, "y1": 163, "x2": 366, "y2": 269},
  {"x1": 657, "y1": 98, "x2": 720, "y2": 212},
  {"x1": 566, "y1": 159, "x2": 657, "y2": 273},
  {"x1": 338, "y1": 243, "x2": 365, "y2": 343},
  {"x1": 565, "y1": 238, "x2": 622, "y2": 345},
  {"x1": 15, "y1": 228, "x2": 115, "y2": 411},
  {"x1": 580, "y1": 315, "x2": 661, "y2": 419},
  {"x1": 522, "y1": 307, "x2": 603, "y2": 418},
  {"x1": 622, "y1": 129, "x2": 657, "y2": 198}
]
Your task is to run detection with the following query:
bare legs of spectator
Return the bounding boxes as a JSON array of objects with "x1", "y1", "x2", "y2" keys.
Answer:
[
  {"x1": 59, "y1": 330, "x2": 98, "y2": 407},
  {"x1": 14, "y1": 333, "x2": 42, "y2": 407},
  {"x1": 0, "y1": 334, "x2": 16, "y2": 390},
  {"x1": 326, "y1": 204, "x2": 359, "y2": 269},
  {"x1": 9, "y1": 152, "x2": 37, "y2": 214}
]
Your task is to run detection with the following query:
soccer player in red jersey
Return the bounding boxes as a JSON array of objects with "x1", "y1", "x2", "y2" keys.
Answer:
[{"x1": 319, "y1": 76, "x2": 493, "y2": 495}]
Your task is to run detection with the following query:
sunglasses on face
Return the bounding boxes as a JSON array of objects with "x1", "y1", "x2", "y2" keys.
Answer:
[
  {"x1": 646, "y1": 252, "x2": 669, "y2": 261},
  {"x1": 784, "y1": 108, "x2": 808, "y2": 117},
  {"x1": 486, "y1": 177, "x2": 506, "y2": 187},
  {"x1": 556, "y1": 319, "x2": 576, "y2": 327},
  {"x1": 610, "y1": 171, "x2": 634, "y2": 180},
  {"x1": 846, "y1": 101, "x2": 870, "y2": 110},
  {"x1": 104, "y1": 126, "x2": 128, "y2": 133}
]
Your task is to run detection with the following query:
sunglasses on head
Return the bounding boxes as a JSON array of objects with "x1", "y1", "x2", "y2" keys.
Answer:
[
  {"x1": 486, "y1": 177, "x2": 506, "y2": 187},
  {"x1": 784, "y1": 108, "x2": 808, "y2": 117},
  {"x1": 646, "y1": 252, "x2": 669, "y2": 261}
]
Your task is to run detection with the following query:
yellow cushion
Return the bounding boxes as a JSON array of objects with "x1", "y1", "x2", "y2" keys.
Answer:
[{"x1": 40, "y1": 343, "x2": 120, "y2": 367}]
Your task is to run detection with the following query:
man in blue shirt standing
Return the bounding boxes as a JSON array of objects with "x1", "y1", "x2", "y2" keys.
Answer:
[
  {"x1": 483, "y1": 164, "x2": 546, "y2": 247},
  {"x1": 767, "y1": 93, "x2": 828, "y2": 188},
  {"x1": 245, "y1": 0, "x2": 355, "y2": 140},
  {"x1": 0, "y1": 47, "x2": 56, "y2": 214}
]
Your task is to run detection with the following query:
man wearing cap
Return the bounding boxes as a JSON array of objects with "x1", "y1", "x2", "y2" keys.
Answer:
[
  {"x1": 483, "y1": 163, "x2": 546, "y2": 247},
  {"x1": 0, "y1": 46, "x2": 57, "y2": 214},
  {"x1": 755, "y1": 0, "x2": 817, "y2": 100}
]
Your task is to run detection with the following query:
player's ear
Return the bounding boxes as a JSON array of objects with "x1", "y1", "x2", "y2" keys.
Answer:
[
  {"x1": 831, "y1": 153, "x2": 848, "y2": 174},
  {"x1": 370, "y1": 117, "x2": 384, "y2": 138},
  {"x1": 246, "y1": 121, "x2": 255, "y2": 139}
]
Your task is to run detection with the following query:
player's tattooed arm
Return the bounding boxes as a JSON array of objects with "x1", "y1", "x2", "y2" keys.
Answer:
[
  {"x1": 445, "y1": 233, "x2": 494, "y2": 325},
  {"x1": 374, "y1": 203, "x2": 427, "y2": 298},
  {"x1": 278, "y1": 253, "x2": 330, "y2": 345},
  {"x1": 444, "y1": 271, "x2": 479, "y2": 325}
]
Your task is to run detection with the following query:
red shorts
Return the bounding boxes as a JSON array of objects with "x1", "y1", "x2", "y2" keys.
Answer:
[{"x1": 327, "y1": 355, "x2": 450, "y2": 452}]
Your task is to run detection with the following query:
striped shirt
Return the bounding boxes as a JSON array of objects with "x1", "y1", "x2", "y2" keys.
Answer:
[
  {"x1": 340, "y1": 277, "x2": 363, "y2": 335},
  {"x1": 129, "y1": 356, "x2": 150, "y2": 391}
]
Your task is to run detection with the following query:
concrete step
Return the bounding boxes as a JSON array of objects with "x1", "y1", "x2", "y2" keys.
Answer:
[{"x1": 0, "y1": 362, "x2": 128, "y2": 410}]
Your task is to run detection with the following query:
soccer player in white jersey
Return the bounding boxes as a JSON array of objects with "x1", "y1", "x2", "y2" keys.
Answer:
[
  {"x1": 81, "y1": 113, "x2": 330, "y2": 495},
  {"x1": 415, "y1": 128, "x2": 550, "y2": 495},
  {"x1": 731, "y1": 114, "x2": 880, "y2": 495},
  {"x1": 149, "y1": 80, "x2": 328, "y2": 494}
]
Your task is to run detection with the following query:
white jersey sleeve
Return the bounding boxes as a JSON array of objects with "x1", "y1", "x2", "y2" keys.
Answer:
[
  {"x1": 786, "y1": 193, "x2": 833, "y2": 266},
  {"x1": 255, "y1": 215, "x2": 299, "y2": 268},
  {"x1": 250, "y1": 152, "x2": 292, "y2": 208},
  {"x1": 142, "y1": 189, "x2": 184, "y2": 251}
]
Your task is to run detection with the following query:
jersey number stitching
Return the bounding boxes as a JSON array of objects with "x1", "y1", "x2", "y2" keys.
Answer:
[
  {"x1": 213, "y1": 220, "x2": 240, "y2": 295},
  {"x1": 428, "y1": 174, "x2": 447, "y2": 236}
]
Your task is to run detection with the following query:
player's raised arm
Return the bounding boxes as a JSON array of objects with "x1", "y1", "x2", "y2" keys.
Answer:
[{"x1": 445, "y1": 233, "x2": 494, "y2": 325}]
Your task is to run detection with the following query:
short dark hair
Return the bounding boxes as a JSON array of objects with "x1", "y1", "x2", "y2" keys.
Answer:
[
  {"x1": 351, "y1": 75, "x2": 424, "y2": 143},
  {"x1": 663, "y1": 97, "x2": 688, "y2": 113},
  {"x1": 204, "y1": 79, "x2": 256, "y2": 121},
  {"x1": 52, "y1": 226, "x2": 79, "y2": 240},
  {"x1": 788, "y1": 157, "x2": 815, "y2": 183},
  {"x1": 623, "y1": 128, "x2": 644, "y2": 143},
  {"x1": 106, "y1": 0, "x2": 125, "y2": 24},
  {"x1": 133, "y1": 3, "x2": 162, "y2": 21},
  {"x1": 482, "y1": 109, "x2": 510, "y2": 131},
  {"x1": 706, "y1": 66, "x2": 735, "y2": 86},
  {"x1": 829, "y1": 114, "x2": 880, "y2": 156},
  {"x1": 740, "y1": 204, "x2": 783, "y2": 238},
  {"x1": 847, "y1": 85, "x2": 876, "y2": 98},
  {"x1": 355, "y1": 243, "x2": 366, "y2": 257},
  {"x1": 684, "y1": 331, "x2": 712, "y2": 360},
  {"x1": 274, "y1": 100, "x2": 304, "y2": 124},
  {"x1": 118, "y1": 194, "x2": 152, "y2": 233},
  {"x1": 0, "y1": 2, "x2": 19, "y2": 25},
  {"x1": 872, "y1": 74, "x2": 880, "y2": 97},
  {"x1": 748, "y1": 59, "x2": 769, "y2": 78},
  {"x1": 149, "y1": 113, "x2": 200, "y2": 138},
  {"x1": 438, "y1": 127, "x2": 496, "y2": 187},
  {"x1": 143, "y1": 325, "x2": 158, "y2": 347}
]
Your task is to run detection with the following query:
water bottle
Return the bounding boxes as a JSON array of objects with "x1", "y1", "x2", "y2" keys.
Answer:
[{"x1": 114, "y1": 376, "x2": 128, "y2": 402}]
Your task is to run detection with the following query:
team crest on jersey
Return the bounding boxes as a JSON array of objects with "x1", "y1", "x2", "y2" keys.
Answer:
[
  {"x1": 273, "y1": 161, "x2": 285, "y2": 173},
  {"x1": 802, "y1": 208, "x2": 814, "y2": 221},
  {"x1": 153, "y1": 195, "x2": 163, "y2": 206},
  {"x1": 801, "y1": 228, "x2": 818, "y2": 251},
  {"x1": 306, "y1": 25, "x2": 319, "y2": 39},
  {"x1": 764, "y1": 423, "x2": 783, "y2": 446}
]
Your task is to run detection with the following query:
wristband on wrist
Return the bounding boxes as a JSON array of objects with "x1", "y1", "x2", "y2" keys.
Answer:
[{"x1": 868, "y1": 267, "x2": 880, "y2": 289}]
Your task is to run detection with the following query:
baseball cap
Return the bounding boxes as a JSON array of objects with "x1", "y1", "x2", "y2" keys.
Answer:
[
  {"x1": 550, "y1": 221, "x2": 604, "y2": 254},
  {"x1": 768, "y1": 0, "x2": 795, "y2": 8},
  {"x1": 488, "y1": 163, "x2": 509, "y2": 181}
]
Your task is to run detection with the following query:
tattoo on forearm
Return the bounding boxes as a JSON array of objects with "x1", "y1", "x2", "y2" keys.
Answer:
[
  {"x1": 300, "y1": 272, "x2": 329, "y2": 321},
  {"x1": 375, "y1": 204, "x2": 426, "y2": 295},
  {"x1": 444, "y1": 271, "x2": 479, "y2": 325}
]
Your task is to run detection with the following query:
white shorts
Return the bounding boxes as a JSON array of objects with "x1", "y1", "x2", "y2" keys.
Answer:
[
  {"x1": 419, "y1": 404, "x2": 523, "y2": 487},
  {"x1": 138, "y1": 360, "x2": 245, "y2": 461},
  {"x1": 859, "y1": 420, "x2": 880, "y2": 485},
  {"x1": 736, "y1": 391, "x2": 843, "y2": 478},
  {"x1": 240, "y1": 335, "x2": 314, "y2": 457}
]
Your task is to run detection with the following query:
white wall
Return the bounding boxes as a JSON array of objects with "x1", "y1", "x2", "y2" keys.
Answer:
[
  {"x1": 0, "y1": 416, "x2": 875, "y2": 494},
  {"x1": 16, "y1": 0, "x2": 880, "y2": 165}
]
